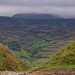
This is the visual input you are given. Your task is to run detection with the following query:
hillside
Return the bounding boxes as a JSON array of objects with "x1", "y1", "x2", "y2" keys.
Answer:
[
  {"x1": 48, "y1": 41, "x2": 75, "y2": 65},
  {"x1": 0, "y1": 44, "x2": 29, "y2": 71},
  {"x1": 36, "y1": 41, "x2": 75, "y2": 70}
]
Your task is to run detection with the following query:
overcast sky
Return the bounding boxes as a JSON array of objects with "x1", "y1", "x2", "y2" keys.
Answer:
[{"x1": 0, "y1": 0, "x2": 75, "y2": 18}]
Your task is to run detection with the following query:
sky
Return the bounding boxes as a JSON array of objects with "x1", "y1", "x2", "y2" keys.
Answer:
[{"x1": 0, "y1": 0, "x2": 75, "y2": 18}]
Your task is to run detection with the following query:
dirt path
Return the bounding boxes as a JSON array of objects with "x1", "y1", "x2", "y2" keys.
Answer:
[{"x1": 0, "y1": 69, "x2": 75, "y2": 75}]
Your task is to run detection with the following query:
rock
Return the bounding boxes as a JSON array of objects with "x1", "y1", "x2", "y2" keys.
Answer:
[
  {"x1": 72, "y1": 71, "x2": 75, "y2": 74},
  {"x1": 0, "y1": 70, "x2": 75, "y2": 75}
]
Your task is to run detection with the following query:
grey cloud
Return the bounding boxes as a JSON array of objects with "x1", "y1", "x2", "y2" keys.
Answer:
[
  {"x1": 0, "y1": 5, "x2": 75, "y2": 18},
  {"x1": 0, "y1": 0, "x2": 75, "y2": 7},
  {"x1": 0, "y1": 0, "x2": 75, "y2": 18}
]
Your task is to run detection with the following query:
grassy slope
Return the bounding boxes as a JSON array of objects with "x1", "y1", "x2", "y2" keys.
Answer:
[
  {"x1": 35, "y1": 41, "x2": 75, "y2": 71},
  {"x1": 0, "y1": 44, "x2": 29, "y2": 71}
]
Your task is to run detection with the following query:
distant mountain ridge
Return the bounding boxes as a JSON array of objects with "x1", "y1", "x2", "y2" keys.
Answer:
[
  {"x1": 12, "y1": 13, "x2": 62, "y2": 19},
  {"x1": 0, "y1": 15, "x2": 75, "y2": 25}
]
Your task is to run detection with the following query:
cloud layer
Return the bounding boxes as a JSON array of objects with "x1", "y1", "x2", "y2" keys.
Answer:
[{"x1": 0, "y1": 0, "x2": 75, "y2": 18}]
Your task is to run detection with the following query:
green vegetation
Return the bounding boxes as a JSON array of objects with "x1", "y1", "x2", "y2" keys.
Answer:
[
  {"x1": 35, "y1": 64, "x2": 75, "y2": 71},
  {"x1": 0, "y1": 44, "x2": 29, "y2": 71},
  {"x1": 26, "y1": 41, "x2": 54, "y2": 56},
  {"x1": 47, "y1": 41, "x2": 75, "y2": 65},
  {"x1": 2, "y1": 42, "x2": 21, "y2": 51},
  {"x1": 30, "y1": 58, "x2": 48, "y2": 67},
  {"x1": 15, "y1": 41, "x2": 54, "y2": 66},
  {"x1": 35, "y1": 41, "x2": 75, "y2": 70},
  {"x1": 16, "y1": 49, "x2": 30, "y2": 58},
  {"x1": 26, "y1": 41, "x2": 53, "y2": 50}
]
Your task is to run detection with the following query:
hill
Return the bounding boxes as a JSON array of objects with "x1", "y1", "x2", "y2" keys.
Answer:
[
  {"x1": 36, "y1": 41, "x2": 75, "y2": 70},
  {"x1": 12, "y1": 13, "x2": 61, "y2": 19},
  {"x1": 0, "y1": 44, "x2": 29, "y2": 71},
  {"x1": 46, "y1": 41, "x2": 75, "y2": 65}
]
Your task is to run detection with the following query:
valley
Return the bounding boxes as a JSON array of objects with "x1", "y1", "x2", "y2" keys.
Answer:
[
  {"x1": 0, "y1": 14, "x2": 75, "y2": 67},
  {"x1": 1, "y1": 0, "x2": 75, "y2": 74}
]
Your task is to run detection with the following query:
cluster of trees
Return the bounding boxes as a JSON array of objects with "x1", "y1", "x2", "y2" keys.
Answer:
[{"x1": 2, "y1": 41, "x2": 21, "y2": 51}]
